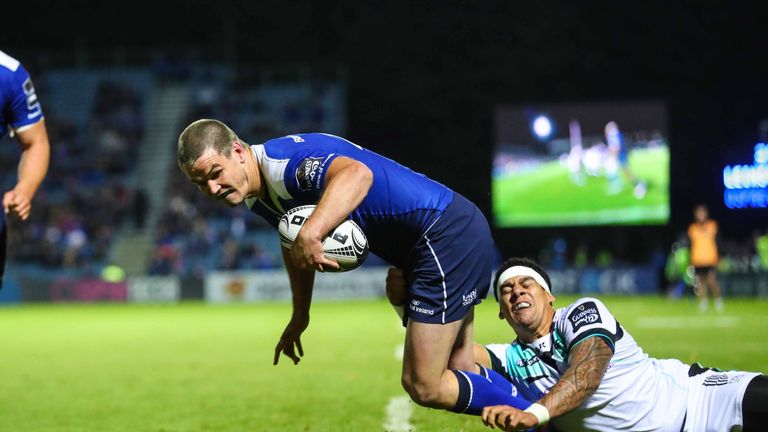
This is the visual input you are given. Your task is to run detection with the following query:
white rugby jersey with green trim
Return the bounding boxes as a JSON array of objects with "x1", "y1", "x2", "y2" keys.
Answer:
[{"x1": 486, "y1": 297, "x2": 689, "y2": 432}]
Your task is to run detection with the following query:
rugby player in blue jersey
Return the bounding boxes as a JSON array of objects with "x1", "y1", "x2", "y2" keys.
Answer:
[
  {"x1": 0, "y1": 50, "x2": 51, "y2": 286},
  {"x1": 177, "y1": 119, "x2": 530, "y2": 416}
]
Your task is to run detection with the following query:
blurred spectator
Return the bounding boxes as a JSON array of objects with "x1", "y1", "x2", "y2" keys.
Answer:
[
  {"x1": 595, "y1": 249, "x2": 614, "y2": 267},
  {"x1": 665, "y1": 235, "x2": 693, "y2": 299},
  {"x1": 756, "y1": 230, "x2": 768, "y2": 272},
  {"x1": 3, "y1": 74, "x2": 143, "y2": 274},
  {"x1": 688, "y1": 204, "x2": 723, "y2": 311},
  {"x1": 150, "y1": 67, "x2": 346, "y2": 276},
  {"x1": 148, "y1": 243, "x2": 181, "y2": 275}
]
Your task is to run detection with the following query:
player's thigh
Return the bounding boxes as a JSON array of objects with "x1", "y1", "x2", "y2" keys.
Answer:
[
  {"x1": 686, "y1": 369, "x2": 761, "y2": 431},
  {"x1": 403, "y1": 318, "x2": 464, "y2": 383},
  {"x1": 448, "y1": 307, "x2": 475, "y2": 371},
  {"x1": 743, "y1": 375, "x2": 768, "y2": 430}
]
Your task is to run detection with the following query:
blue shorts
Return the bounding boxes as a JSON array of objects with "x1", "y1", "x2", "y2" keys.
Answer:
[{"x1": 404, "y1": 193, "x2": 493, "y2": 324}]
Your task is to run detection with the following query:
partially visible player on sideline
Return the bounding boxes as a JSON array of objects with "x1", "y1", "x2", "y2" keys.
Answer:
[
  {"x1": 177, "y1": 119, "x2": 529, "y2": 417},
  {"x1": 388, "y1": 258, "x2": 768, "y2": 431},
  {"x1": 688, "y1": 204, "x2": 723, "y2": 312},
  {"x1": 0, "y1": 50, "x2": 51, "y2": 287}
]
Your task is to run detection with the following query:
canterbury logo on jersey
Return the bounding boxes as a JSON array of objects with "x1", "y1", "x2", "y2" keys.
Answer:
[{"x1": 296, "y1": 157, "x2": 324, "y2": 191}]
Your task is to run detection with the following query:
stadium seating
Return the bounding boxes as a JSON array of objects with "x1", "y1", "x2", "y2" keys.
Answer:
[
  {"x1": 149, "y1": 65, "x2": 348, "y2": 276},
  {"x1": 2, "y1": 69, "x2": 152, "y2": 278}
]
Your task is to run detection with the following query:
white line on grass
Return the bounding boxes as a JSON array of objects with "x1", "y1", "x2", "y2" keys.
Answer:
[
  {"x1": 384, "y1": 396, "x2": 415, "y2": 432},
  {"x1": 635, "y1": 316, "x2": 740, "y2": 329},
  {"x1": 384, "y1": 320, "x2": 413, "y2": 431},
  {"x1": 394, "y1": 343, "x2": 404, "y2": 361}
]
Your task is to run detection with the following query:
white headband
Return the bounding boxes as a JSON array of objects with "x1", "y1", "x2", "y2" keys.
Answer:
[{"x1": 495, "y1": 266, "x2": 550, "y2": 301}]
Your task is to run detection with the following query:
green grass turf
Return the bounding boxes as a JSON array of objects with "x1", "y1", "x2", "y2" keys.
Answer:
[
  {"x1": 1, "y1": 295, "x2": 765, "y2": 431},
  {"x1": 493, "y1": 147, "x2": 670, "y2": 227}
]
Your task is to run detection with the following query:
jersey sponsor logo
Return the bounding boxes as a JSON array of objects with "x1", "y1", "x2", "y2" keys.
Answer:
[
  {"x1": 515, "y1": 356, "x2": 541, "y2": 368},
  {"x1": 462, "y1": 289, "x2": 477, "y2": 306},
  {"x1": 410, "y1": 299, "x2": 434, "y2": 315},
  {"x1": 702, "y1": 373, "x2": 731, "y2": 386},
  {"x1": 296, "y1": 157, "x2": 324, "y2": 191},
  {"x1": 22, "y1": 77, "x2": 42, "y2": 119},
  {"x1": 511, "y1": 355, "x2": 549, "y2": 384},
  {"x1": 287, "y1": 134, "x2": 305, "y2": 143},
  {"x1": 702, "y1": 372, "x2": 748, "y2": 387},
  {"x1": 568, "y1": 301, "x2": 602, "y2": 332}
]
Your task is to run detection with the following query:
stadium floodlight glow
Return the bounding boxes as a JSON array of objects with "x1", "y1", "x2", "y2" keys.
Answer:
[
  {"x1": 532, "y1": 115, "x2": 553, "y2": 139},
  {"x1": 723, "y1": 142, "x2": 768, "y2": 208}
]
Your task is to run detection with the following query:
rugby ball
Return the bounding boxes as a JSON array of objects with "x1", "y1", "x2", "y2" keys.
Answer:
[{"x1": 278, "y1": 205, "x2": 369, "y2": 272}]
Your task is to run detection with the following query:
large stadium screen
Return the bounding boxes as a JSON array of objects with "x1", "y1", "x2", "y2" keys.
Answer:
[{"x1": 493, "y1": 101, "x2": 669, "y2": 227}]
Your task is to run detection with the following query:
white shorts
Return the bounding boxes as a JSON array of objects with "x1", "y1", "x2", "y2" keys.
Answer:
[{"x1": 683, "y1": 368, "x2": 761, "y2": 432}]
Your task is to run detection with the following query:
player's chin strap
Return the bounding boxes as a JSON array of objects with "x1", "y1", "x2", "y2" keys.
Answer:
[{"x1": 495, "y1": 266, "x2": 550, "y2": 301}]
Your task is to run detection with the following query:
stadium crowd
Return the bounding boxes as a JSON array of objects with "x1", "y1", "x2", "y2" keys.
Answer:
[
  {"x1": 4, "y1": 60, "x2": 767, "y2": 290},
  {"x1": 148, "y1": 66, "x2": 342, "y2": 276},
  {"x1": 1, "y1": 74, "x2": 143, "y2": 275}
]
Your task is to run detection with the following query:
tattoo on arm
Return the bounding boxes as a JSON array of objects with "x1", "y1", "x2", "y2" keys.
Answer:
[{"x1": 539, "y1": 337, "x2": 613, "y2": 418}]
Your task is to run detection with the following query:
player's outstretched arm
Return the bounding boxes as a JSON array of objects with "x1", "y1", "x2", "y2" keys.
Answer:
[
  {"x1": 481, "y1": 337, "x2": 612, "y2": 431},
  {"x1": 274, "y1": 247, "x2": 315, "y2": 366},
  {"x1": 292, "y1": 157, "x2": 372, "y2": 272},
  {"x1": 4, "y1": 120, "x2": 50, "y2": 220}
]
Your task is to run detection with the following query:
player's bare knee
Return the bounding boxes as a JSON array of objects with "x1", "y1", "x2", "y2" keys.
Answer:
[
  {"x1": 401, "y1": 375, "x2": 443, "y2": 408},
  {"x1": 447, "y1": 356, "x2": 474, "y2": 372}
]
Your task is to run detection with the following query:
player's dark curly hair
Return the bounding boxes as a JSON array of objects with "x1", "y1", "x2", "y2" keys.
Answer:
[{"x1": 493, "y1": 257, "x2": 552, "y2": 297}]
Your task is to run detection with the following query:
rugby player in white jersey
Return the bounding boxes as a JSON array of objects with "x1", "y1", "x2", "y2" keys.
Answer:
[
  {"x1": 388, "y1": 258, "x2": 768, "y2": 430},
  {"x1": 480, "y1": 257, "x2": 767, "y2": 431}
]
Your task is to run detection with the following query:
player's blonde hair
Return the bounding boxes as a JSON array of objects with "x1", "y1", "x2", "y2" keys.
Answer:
[{"x1": 177, "y1": 119, "x2": 245, "y2": 168}]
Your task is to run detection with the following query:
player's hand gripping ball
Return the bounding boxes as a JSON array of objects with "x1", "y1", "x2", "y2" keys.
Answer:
[{"x1": 278, "y1": 205, "x2": 369, "y2": 272}]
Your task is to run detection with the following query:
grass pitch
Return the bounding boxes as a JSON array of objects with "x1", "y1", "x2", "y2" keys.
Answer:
[{"x1": 1, "y1": 295, "x2": 766, "y2": 431}]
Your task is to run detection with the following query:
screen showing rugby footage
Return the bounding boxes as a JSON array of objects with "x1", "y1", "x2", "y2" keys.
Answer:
[{"x1": 493, "y1": 101, "x2": 669, "y2": 227}]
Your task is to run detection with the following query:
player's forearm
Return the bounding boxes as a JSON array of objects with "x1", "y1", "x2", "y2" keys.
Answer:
[
  {"x1": 15, "y1": 121, "x2": 50, "y2": 198},
  {"x1": 303, "y1": 160, "x2": 372, "y2": 241},
  {"x1": 538, "y1": 337, "x2": 612, "y2": 418},
  {"x1": 282, "y1": 248, "x2": 315, "y2": 319}
]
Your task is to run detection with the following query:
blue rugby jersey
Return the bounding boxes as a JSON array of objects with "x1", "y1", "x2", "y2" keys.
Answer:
[
  {"x1": 0, "y1": 50, "x2": 43, "y2": 137},
  {"x1": 245, "y1": 133, "x2": 454, "y2": 268}
]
